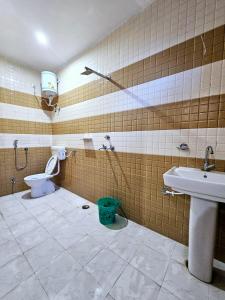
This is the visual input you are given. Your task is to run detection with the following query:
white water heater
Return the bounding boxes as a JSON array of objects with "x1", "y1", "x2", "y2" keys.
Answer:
[{"x1": 41, "y1": 71, "x2": 58, "y2": 101}]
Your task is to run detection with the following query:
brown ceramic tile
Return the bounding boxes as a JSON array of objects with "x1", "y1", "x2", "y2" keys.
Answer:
[
  {"x1": 0, "y1": 147, "x2": 51, "y2": 196},
  {"x1": 52, "y1": 94, "x2": 225, "y2": 134},
  {"x1": 0, "y1": 119, "x2": 52, "y2": 134},
  {"x1": 55, "y1": 149, "x2": 225, "y2": 261},
  {"x1": 58, "y1": 25, "x2": 225, "y2": 108},
  {"x1": 0, "y1": 87, "x2": 54, "y2": 111}
]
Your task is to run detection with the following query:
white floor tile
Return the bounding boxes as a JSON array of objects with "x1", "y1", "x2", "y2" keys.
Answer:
[
  {"x1": 139, "y1": 228, "x2": 176, "y2": 257},
  {"x1": 0, "y1": 256, "x2": 33, "y2": 298},
  {"x1": 3, "y1": 210, "x2": 32, "y2": 228},
  {"x1": 67, "y1": 234, "x2": 104, "y2": 266},
  {"x1": 85, "y1": 248, "x2": 127, "y2": 293},
  {"x1": 171, "y1": 242, "x2": 188, "y2": 264},
  {"x1": 25, "y1": 237, "x2": 64, "y2": 272},
  {"x1": 11, "y1": 217, "x2": 40, "y2": 237},
  {"x1": 0, "y1": 227, "x2": 15, "y2": 246},
  {"x1": 51, "y1": 223, "x2": 86, "y2": 249},
  {"x1": 162, "y1": 260, "x2": 209, "y2": 300},
  {"x1": 209, "y1": 285, "x2": 225, "y2": 300},
  {"x1": 157, "y1": 287, "x2": 180, "y2": 300},
  {"x1": 1, "y1": 189, "x2": 225, "y2": 300},
  {"x1": 0, "y1": 240, "x2": 22, "y2": 268},
  {"x1": 108, "y1": 231, "x2": 139, "y2": 262},
  {"x1": 37, "y1": 252, "x2": 81, "y2": 299},
  {"x1": 2, "y1": 275, "x2": 48, "y2": 300},
  {"x1": 55, "y1": 269, "x2": 107, "y2": 300},
  {"x1": 110, "y1": 264, "x2": 160, "y2": 300},
  {"x1": 16, "y1": 226, "x2": 50, "y2": 252},
  {"x1": 105, "y1": 295, "x2": 114, "y2": 300},
  {"x1": 35, "y1": 209, "x2": 60, "y2": 225},
  {"x1": 130, "y1": 244, "x2": 169, "y2": 285},
  {"x1": 0, "y1": 201, "x2": 26, "y2": 217},
  {"x1": 29, "y1": 203, "x2": 51, "y2": 217}
]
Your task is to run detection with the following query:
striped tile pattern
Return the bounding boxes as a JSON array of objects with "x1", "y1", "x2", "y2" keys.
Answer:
[
  {"x1": 1, "y1": 0, "x2": 225, "y2": 260},
  {"x1": 53, "y1": 1, "x2": 225, "y2": 260}
]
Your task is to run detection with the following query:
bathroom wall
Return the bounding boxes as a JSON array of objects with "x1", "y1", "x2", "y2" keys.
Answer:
[
  {"x1": 0, "y1": 57, "x2": 52, "y2": 195},
  {"x1": 52, "y1": 0, "x2": 225, "y2": 260}
]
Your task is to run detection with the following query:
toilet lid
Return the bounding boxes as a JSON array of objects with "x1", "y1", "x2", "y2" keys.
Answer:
[{"x1": 45, "y1": 154, "x2": 58, "y2": 174}]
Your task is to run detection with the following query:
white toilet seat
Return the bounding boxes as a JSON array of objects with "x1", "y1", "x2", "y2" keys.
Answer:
[{"x1": 45, "y1": 154, "x2": 58, "y2": 174}]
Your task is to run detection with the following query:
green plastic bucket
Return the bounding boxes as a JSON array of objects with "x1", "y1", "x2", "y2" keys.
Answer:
[{"x1": 97, "y1": 197, "x2": 120, "y2": 225}]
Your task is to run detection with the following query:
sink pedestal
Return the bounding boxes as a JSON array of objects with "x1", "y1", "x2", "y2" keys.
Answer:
[{"x1": 189, "y1": 196, "x2": 218, "y2": 283}]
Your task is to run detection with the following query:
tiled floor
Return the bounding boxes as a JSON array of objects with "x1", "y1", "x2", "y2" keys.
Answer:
[{"x1": 0, "y1": 188, "x2": 225, "y2": 300}]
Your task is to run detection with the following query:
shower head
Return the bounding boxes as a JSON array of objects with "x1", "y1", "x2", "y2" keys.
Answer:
[
  {"x1": 81, "y1": 66, "x2": 111, "y2": 81},
  {"x1": 81, "y1": 67, "x2": 93, "y2": 76}
]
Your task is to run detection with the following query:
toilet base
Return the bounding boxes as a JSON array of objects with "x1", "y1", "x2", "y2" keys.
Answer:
[{"x1": 31, "y1": 180, "x2": 56, "y2": 198}]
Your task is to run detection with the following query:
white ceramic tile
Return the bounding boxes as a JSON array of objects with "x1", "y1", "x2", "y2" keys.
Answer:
[
  {"x1": 55, "y1": 269, "x2": 107, "y2": 300},
  {"x1": 0, "y1": 133, "x2": 52, "y2": 149},
  {"x1": 0, "y1": 240, "x2": 22, "y2": 268},
  {"x1": 105, "y1": 294, "x2": 114, "y2": 300},
  {"x1": 209, "y1": 285, "x2": 225, "y2": 300},
  {"x1": 0, "y1": 227, "x2": 15, "y2": 246},
  {"x1": 16, "y1": 226, "x2": 50, "y2": 252},
  {"x1": 89, "y1": 225, "x2": 121, "y2": 246},
  {"x1": 3, "y1": 210, "x2": 32, "y2": 228},
  {"x1": 108, "y1": 231, "x2": 140, "y2": 262},
  {"x1": 110, "y1": 264, "x2": 160, "y2": 300},
  {"x1": 157, "y1": 288, "x2": 180, "y2": 300},
  {"x1": 85, "y1": 248, "x2": 127, "y2": 293},
  {"x1": 139, "y1": 228, "x2": 176, "y2": 257},
  {"x1": 11, "y1": 217, "x2": 40, "y2": 238},
  {"x1": 171, "y1": 242, "x2": 188, "y2": 264},
  {"x1": 162, "y1": 260, "x2": 209, "y2": 300},
  {"x1": 0, "y1": 201, "x2": 26, "y2": 217},
  {"x1": 67, "y1": 234, "x2": 104, "y2": 267},
  {"x1": 24, "y1": 237, "x2": 64, "y2": 272},
  {"x1": 50, "y1": 223, "x2": 86, "y2": 249},
  {"x1": 130, "y1": 244, "x2": 169, "y2": 285},
  {"x1": 2, "y1": 275, "x2": 48, "y2": 300},
  {"x1": 1, "y1": 189, "x2": 225, "y2": 300},
  {"x1": 0, "y1": 57, "x2": 41, "y2": 95},
  {"x1": 0, "y1": 255, "x2": 33, "y2": 298},
  {"x1": 52, "y1": 127, "x2": 225, "y2": 160},
  {"x1": 34, "y1": 209, "x2": 60, "y2": 225},
  {"x1": 0, "y1": 103, "x2": 51, "y2": 123},
  {"x1": 58, "y1": 0, "x2": 225, "y2": 94},
  {"x1": 54, "y1": 60, "x2": 225, "y2": 123},
  {"x1": 37, "y1": 252, "x2": 82, "y2": 299}
]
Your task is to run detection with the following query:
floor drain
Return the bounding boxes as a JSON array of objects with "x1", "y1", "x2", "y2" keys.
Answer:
[{"x1": 82, "y1": 205, "x2": 90, "y2": 209}]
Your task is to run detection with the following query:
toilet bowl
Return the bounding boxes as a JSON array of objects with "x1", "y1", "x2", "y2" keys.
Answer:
[{"x1": 24, "y1": 146, "x2": 66, "y2": 198}]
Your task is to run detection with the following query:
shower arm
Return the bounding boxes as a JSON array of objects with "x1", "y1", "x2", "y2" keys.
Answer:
[
  {"x1": 81, "y1": 67, "x2": 111, "y2": 81},
  {"x1": 90, "y1": 69, "x2": 111, "y2": 80}
]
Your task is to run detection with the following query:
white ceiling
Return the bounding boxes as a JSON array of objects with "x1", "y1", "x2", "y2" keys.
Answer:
[{"x1": 0, "y1": 0, "x2": 154, "y2": 72}]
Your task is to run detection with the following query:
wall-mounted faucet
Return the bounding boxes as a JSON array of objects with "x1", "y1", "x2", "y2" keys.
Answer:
[
  {"x1": 202, "y1": 145, "x2": 215, "y2": 171},
  {"x1": 98, "y1": 136, "x2": 115, "y2": 151},
  {"x1": 104, "y1": 135, "x2": 115, "y2": 151},
  {"x1": 98, "y1": 144, "x2": 107, "y2": 151}
]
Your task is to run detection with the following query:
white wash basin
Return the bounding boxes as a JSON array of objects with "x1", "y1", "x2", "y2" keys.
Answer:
[
  {"x1": 163, "y1": 166, "x2": 225, "y2": 283},
  {"x1": 163, "y1": 167, "x2": 225, "y2": 203}
]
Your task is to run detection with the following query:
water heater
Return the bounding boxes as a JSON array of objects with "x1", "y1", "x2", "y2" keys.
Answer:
[{"x1": 41, "y1": 71, "x2": 58, "y2": 101}]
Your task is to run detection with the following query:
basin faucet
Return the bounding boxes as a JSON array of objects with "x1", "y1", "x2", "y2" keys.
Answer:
[{"x1": 202, "y1": 146, "x2": 215, "y2": 171}]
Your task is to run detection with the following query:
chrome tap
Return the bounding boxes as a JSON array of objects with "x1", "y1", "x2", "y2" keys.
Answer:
[
  {"x1": 98, "y1": 144, "x2": 107, "y2": 151},
  {"x1": 202, "y1": 146, "x2": 215, "y2": 171}
]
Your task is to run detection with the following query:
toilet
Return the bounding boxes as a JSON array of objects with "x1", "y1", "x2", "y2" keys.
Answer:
[{"x1": 24, "y1": 146, "x2": 66, "y2": 198}]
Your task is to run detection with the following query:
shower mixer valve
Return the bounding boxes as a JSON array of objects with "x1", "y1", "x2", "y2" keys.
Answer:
[{"x1": 97, "y1": 135, "x2": 115, "y2": 151}]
